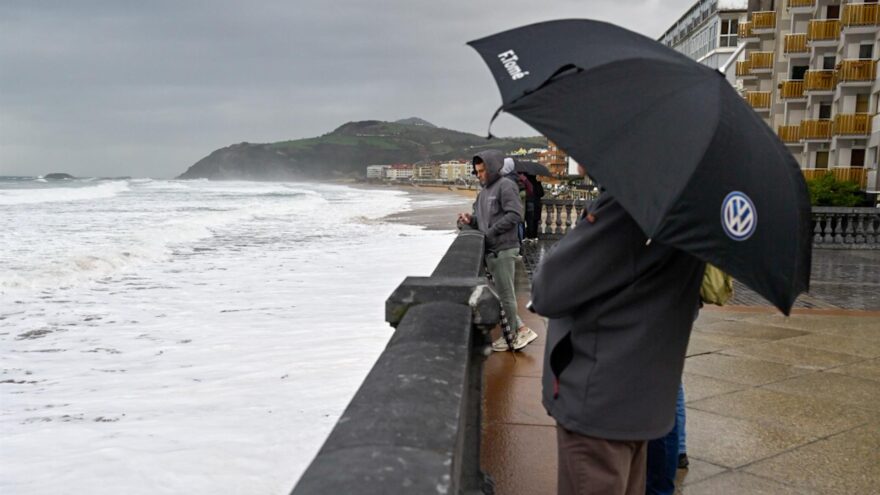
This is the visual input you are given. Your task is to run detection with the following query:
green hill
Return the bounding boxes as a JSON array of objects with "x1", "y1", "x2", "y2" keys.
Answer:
[{"x1": 176, "y1": 119, "x2": 545, "y2": 180}]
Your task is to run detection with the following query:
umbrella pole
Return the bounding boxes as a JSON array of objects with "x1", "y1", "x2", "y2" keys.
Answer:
[{"x1": 718, "y1": 43, "x2": 748, "y2": 76}]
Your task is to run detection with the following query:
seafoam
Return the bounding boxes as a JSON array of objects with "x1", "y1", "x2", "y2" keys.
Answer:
[{"x1": 0, "y1": 178, "x2": 470, "y2": 494}]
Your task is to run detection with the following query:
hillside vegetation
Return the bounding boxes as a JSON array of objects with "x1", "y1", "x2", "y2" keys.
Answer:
[{"x1": 177, "y1": 119, "x2": 544, "y2": 180}]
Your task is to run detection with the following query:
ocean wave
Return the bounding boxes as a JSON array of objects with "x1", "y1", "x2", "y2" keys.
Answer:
[
  {"x1": 0, "y1": 181, "x2": 131, "y2": 205},
  {"x1": 0, "y1": 198, "x2": 329, "y2": 292}
]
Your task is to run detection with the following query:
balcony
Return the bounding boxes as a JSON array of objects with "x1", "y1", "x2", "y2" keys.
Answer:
[
  {"x1": 788, "y1": 0, "x2": 815, "y2": 8},
  {"x1": 830, "y1": 168, "x2": 869, "y2": 188},
  {"x1": 780, "y1": 80, "x2": 806, "y2": 99},
  {"x1": 784, "y1": 33, "x2": 808, "y2": 54},
  {"x1": 807, "y1": 19, "x2": 841, "y2": 42},
  {"x1": 777, "y1": 125, "x2": 801, "y2": 143},
  {"x1": 833, "y1": 113, "x2": 872, "y2": 135},
  {"x1": 842, "y1": 3, "x2": 880, "y2": 27},
  {"x1": 752, "y1": 11, "x2": 777, "y2": 32},
  {"x1": 800, "y1": 119, "x2": 832, "y2": 140},
  {"x1": 736, "y1": 60, "x2": 752, "y2": 77},
  {"x1": 738, "y1": 22, "x2": 756, "y2": 40},
  {"x1": 802, "y1": 169, "x2": 829, "y2": 181},
  {"x1": 804, "y1": 70, "x2": 837, "y2": 91},
  {"x1": 746, "y1": 91, "x2": 771, "y2": 110},
  {"x1": 748, "y1": 51, "x2": 775, "y2": 72},
  {"x1": 837, "y1": 59, "x2": 877, "y2": 82}
]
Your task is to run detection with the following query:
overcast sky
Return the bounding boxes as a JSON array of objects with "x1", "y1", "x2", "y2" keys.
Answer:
[{"x1": 1, "y1": 0, "x2": 696, "y2": 178}]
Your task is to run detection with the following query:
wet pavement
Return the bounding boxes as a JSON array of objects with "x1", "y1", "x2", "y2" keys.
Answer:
[{"x1": 480, "y1": 243, "x2": 880, "y2": 494}]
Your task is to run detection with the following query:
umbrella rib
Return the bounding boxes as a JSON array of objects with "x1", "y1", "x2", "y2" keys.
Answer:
[{"x1": 648, "y1": 76, "x2": 724, "y2": 239}]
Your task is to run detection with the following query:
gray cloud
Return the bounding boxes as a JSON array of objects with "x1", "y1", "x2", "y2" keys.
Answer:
[{"x1": 1, "y1": 0, "x2": 696, "y2": 178}]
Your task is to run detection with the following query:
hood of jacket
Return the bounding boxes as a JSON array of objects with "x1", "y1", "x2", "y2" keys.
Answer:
[{"x1": 473, "y1": 150, "x2": 505, "y2": 186}]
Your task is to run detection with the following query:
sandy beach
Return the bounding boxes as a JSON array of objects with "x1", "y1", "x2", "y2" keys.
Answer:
[{"x1": 347, "y1": 181, "x2": 477, "y2": 231}]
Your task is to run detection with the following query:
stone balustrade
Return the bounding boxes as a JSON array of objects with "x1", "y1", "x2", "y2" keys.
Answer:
[
  {"x1": 538, "y1": 198, "x2": 588, "y2": 239},
  {"x1": 537, "y1": 201, "x2": 880, "y2": 249},
  {"x1": 812, "y1": 207, "x2": 880, "y2": 248}
]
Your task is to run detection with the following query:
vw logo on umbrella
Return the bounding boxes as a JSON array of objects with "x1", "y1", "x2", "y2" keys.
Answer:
[{"x1": 721, "y1": 191, "x2": 757, "y2": 241}]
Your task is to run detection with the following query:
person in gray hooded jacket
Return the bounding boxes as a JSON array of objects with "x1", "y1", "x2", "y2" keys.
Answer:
[
  {"x1": 530, "y1": 191, "x2": 704, "y2": 495},
  {"x1": 458, "y1": 150, "x2": 537, "y2": 351}
]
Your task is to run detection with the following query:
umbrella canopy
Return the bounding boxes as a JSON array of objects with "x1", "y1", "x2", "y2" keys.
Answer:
[
  {"x1": 468, "y1": 19, "x2": 812, "y2": 315},
  {"x1": 513, "y1": 159, "x2": 552, "y2": 177}
]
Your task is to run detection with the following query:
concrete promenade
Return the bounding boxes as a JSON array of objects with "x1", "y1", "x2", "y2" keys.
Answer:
[{"x1": 481, "y1": 244, "x2": 880, "y2": 494}]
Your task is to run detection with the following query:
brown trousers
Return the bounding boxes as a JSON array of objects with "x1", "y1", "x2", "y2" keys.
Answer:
[{"x1": 556, "y1": 425, "x2": 647, "y2": 495}]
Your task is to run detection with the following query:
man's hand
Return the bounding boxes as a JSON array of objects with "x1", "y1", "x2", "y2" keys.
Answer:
[{"x1": 457, "y1": 212, "x2": 472, "y2": 227}]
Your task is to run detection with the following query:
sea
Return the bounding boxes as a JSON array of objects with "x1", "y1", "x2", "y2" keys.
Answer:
[{"x1": 0, "y1": 177, "x2": 468, "y2": 494}]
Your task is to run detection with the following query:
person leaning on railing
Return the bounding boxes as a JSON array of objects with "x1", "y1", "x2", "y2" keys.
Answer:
[{"x1": 457, "y1": 150, "x2": 537, "y2": 352}]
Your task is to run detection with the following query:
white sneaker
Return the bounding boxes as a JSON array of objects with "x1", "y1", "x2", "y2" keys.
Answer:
[
  {"x1": 491, "y1": 334, "x2": 512, "y2": 352},
  {"x1": 513, "y1": 327, "x2": 538, "y2": 350},
  {"x1": 491, "y1": 327, "x2": 538, "y2": 352}
]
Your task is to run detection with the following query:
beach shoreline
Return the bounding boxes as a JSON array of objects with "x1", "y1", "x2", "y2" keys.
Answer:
[{"x1": 344, "y1": 181, "x2": 476, "y2": 231}]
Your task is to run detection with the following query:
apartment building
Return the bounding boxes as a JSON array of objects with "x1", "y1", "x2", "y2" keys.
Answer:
[
  {"x1": 414, "y1": 163, "x2": 441, "y2": 180},
  {"x1": 439, "y1": 161, "x2": 471, "y2": 181},
  {"x1": 366, "y1": 164, "x2": 391, "y2": 179},
  {"x1": 660, "y1": 0, "x2": 749, "y2": 86},
  {"x1": 737, "y1": 0, "x2": 879, "y2": 192},
  {"x1": 386, "y1": 164, "x2": 414, "y2": 180}
]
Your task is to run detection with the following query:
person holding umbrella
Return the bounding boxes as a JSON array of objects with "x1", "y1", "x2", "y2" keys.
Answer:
[
  {"x1": 510, "y1": 158, "x2": 549, "y2": 240},
  {"x1": 458, "y1": 150, "x2": 538, "y2": 352},
  {"x1": 530, "y1": 188, "x2": 704, "y2": 494},
  {"x1": 468, "y1": 18, "x2": 811, "y2": 495}
]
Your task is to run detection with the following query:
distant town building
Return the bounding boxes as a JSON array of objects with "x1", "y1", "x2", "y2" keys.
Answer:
[
  {"x1": 414, "y1": 163, "x2": 441, "y2": 180},
  {"x1": 386, "y1": 164, "x2": 414, "y2": 180},
  {"x1": 366, "y1": 164, "x2": 391, "y2": 179},
  {"x1": 439, "y1": 161, "x2": 471, "y2": 181},
  {"x1": 567, "y1": 156, "x2": 581, "y2": 176},
  {"x1": 539, "y1": 140, "x2": 568, "y2": 180}
]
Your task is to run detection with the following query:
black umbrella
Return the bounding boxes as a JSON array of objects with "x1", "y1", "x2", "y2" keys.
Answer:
[
  {"x1": 468, "y1": 19, "x2": 811, "y2": 314},
  {"x1": 513, "y1": 159, "x2": 552, "y2": 177}
]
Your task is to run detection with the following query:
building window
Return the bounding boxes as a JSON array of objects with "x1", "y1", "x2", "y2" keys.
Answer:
[
  {"x1": 719, "y1": 18, "x2": 738, "y2": 48},
  {"x1": 823, "y1": 56, "x2": 836, "y2": 70},
  {"x1": 819, "y1": 104, "x2": 832, "y2": 119},
  {"x1": 857, "y1": 94, "x2": 870, "y2": 113},
  {"x1": 827, "y1": 5, "x2": 840, "y2": 19},
  {"x1": 851, "y1": 149, "x2": 866, "y2": 167},
  {"x1": 859, "y1": 44, "x2": 874, "y2": 60},
  {"x1": 816, "y1": 151, "x2": 829, "y2": 169}
]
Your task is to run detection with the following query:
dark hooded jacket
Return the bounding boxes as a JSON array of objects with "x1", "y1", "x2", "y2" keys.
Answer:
[
  {"x1": 467, "y1": 150, "x2": 523, "y2": 253},
  {"x1": 531, "y1": 192, "x2": 704, "y2": 441}
]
